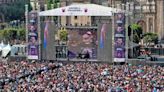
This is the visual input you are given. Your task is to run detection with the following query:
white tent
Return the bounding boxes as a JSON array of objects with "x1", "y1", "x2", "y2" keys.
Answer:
[
  {"x1": 0, "y1": 41, "x2": 6, "y2": 51},
  {"x1": 39, "y1": 3, "x2": 123, "y2": 16},
  {"x1": 2, "y1": 44, "x2": 11, "y2": 57}
]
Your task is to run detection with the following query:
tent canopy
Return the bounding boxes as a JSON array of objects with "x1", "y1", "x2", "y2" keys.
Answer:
[
  {"x1": 0, "y1": 41, "x2": 6, "y2": 51},
  {"x1": 39, "y1": 3, "x2": 123, "y2": 16},
  {"x1": 2, "y1": 44, "x2": 11, "y2": 57}
]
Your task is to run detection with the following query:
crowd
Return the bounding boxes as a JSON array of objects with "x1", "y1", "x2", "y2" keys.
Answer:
[{"x1": 0, "y1": 60, "x2": 163, "y2": 92}]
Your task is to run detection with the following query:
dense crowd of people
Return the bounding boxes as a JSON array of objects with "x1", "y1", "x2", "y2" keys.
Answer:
[{"x1": 0, "y1": 60, "x2": 163, "y2": 92}]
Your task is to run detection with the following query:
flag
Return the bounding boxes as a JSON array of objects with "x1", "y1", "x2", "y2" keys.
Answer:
[
  {"x1": 44, "y1": 21, "x2": 49, "y2": 48},
  {"x1": 100, "y1": 24, "x2": 107, "y2": 48}
]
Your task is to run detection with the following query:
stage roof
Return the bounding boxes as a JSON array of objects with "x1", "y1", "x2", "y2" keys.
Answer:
[{"x1": 39, "y1": 3, "x2": 123, "y2": 16}]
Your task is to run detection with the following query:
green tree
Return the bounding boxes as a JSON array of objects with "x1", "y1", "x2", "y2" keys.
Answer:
[
  {"x1": 17, "y1": 28, "x2": 26, "y2": 41},
  {"x1": 143, "y1": 33, "x2": 158, "y2": 46},
  {"x1": 59, "y1": 28, "x2": 68, "y2": 41},
  {"x1": 0, "y1": 28, "x2": 26, "y2": 42},
  {"x1": 130, "y1": 24, "x2": 143, "y2": 43},
  {"x1": 46, "y1": 0, "x2": 60, "y2": 23},
  {"x1": 46, "y1": 0, "x2": 60, "y2": 9},
  {"x1": 0, "y1": 0, "x2": 32, "y2": 22}
]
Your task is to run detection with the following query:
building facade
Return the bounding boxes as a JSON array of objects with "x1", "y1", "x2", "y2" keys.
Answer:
[
  {"x1": 34, "y1": 0, "x2": 164, "y2": 40},
  {"x1": 60, "y1": 0, "x2": 91, "y2": 26},
  {"x1": 58, "y1": 0, "x2": 164, "y2": 40}
]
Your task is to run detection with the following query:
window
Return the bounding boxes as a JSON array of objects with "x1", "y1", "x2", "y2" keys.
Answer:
[
  {"x1": 74, "y1": 16, "x2": 78, "y2": 20},
  {"x1": 75, "y1": 23, "x2": 78, "y2": 26},
  {"x1": 87, "y1": 22, "x2": 90, "y2": 25}
]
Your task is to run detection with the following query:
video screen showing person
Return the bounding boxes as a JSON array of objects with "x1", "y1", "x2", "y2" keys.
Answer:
[
  {"x1": 115, "y1": 37, "x2": 125, "y2": 47},
  {"x1": 28, "y1": 45, "x2": 38, "y2": 55},
  {"x1": 114, "y1": 48, "x2": 125, "y2": 58},
  {"x1": 28, "y1": 36, "x2": 38, "y2": 45},
  {"x1": 116, "y1": 13, "x2": 125, "y2": 25},
  {"x1": 29, "y1": 14, "x2": 37, "y2": 25},
  {"x1": 115, "y1": 26, "x2": 125, "y2": 35},
  {"x1": 68, "y1": 29, "x2": 97, "y2": 59}
]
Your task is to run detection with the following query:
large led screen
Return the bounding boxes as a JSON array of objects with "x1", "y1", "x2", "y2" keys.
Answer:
[{"x1": 68, "y1": 29, "x2": 97, "y2": 59}]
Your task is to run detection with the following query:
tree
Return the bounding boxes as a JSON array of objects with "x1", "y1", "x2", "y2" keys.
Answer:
[
  {"x1": 46, "y1": 0, "x2": 60, "y2": 9},
  {"x1": 17, "y1": 28, "x2": 26, "y2": 41},
  {"x1": 46, "y1": 0, "x2": 60, "y2": 23},
  {"x1": 0, "y1": 28, "x2": 26, "y2": 42},
  {"x1": 143, "y1": 33, "x2": 158, "y2": 46},
  {"x1": 129, "y1": 24, "x2": 143, "y2": 43},
  {"x1": 0, "y1": 0, "x2": 32, "y2": 22},
  {"x1": 59, "y1": 28, "x2": 68, "y2": 42}
]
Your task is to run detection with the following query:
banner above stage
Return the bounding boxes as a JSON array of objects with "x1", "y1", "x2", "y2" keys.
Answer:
[{"x1": 39, "y1": 3, "x2": 123, "y2": 16}]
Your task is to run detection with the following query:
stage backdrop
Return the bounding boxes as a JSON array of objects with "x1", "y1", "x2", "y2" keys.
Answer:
[
  {"x1": 114, "y1": 13, "x2": 126, "y2": 62},
  {"x1": 27, "y1": 12, "x2": 39, "y2": 59},
  {"x1": 67, "y1": 28, "x2": 97, "y2": 59},
  {"x1": 97, "y1": 22, "x2": 113, "y2": 62},
  {"x1": 41, "y1": 21, "x2": 56, "y2": 60}
]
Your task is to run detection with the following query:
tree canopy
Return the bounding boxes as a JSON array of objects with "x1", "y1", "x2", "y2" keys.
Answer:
[
  {"x1": 143, "y1": 32, "x2": 158, "y2": 46},
  {"x1": 0, "y1": 28, "x2": 25, "y2": 42},
  {"x1": 128, "y1": 24, "x2": 143, "y2": 43},
  {"x1": 0, "y1": 0, "x2": 32, "y2": 22},
  {"x1": 46, "y1": 0, "x2": 60, "y2": 9},
  {"x1": 59, "y1": 28, "x2": 68, "y2": 41}
]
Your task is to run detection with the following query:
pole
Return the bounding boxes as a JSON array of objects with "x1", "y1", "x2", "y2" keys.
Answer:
[
  {"x1": 44, "y1": 4, "x2": 47, "y2": 61},
  {"x1": 112, "y1": 4, "x2": 115, "y2": 64},
  {"x1": 34, "y1": 0, "x2": 37, "y2": 10},
  {"x1": 37, "y1": 5, "x2": 41, "y2": 61},
  {"x1": 140, "y1": 0, "x2": 142, "y2": 19},
  {"x1": 125, "y1": 2, "x2": 129, "y2": 64},
  {"x1": 130, "y1": 2, "x2": 134, "y2": 58},
  {"x1": 51, "y1": 4, "x2": 54, "y2": 21},
  {"x1": 57, "y1": 2, "x2": 60, "y2": 26},
  {"x1": 25, "y1": 4, "x2": 28, "y2": 60}
]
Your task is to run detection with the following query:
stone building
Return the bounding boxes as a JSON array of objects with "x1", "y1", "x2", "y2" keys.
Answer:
[
  {"x1": 35, "y1": 0, "x2": 164, "y2": 40},
  {"x1": 60, "y1": 0, "x2": 92, "y2": 26}
]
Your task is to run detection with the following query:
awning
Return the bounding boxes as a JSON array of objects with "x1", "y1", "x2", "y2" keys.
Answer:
[
  {"x1": 39, "y1": 3, "x2": 123, "y2": 16},
  {"x1": 2, "y1": 44, "x2": 11, "y2": 57},
  {"x1": 0, "y1": 41, "x2": 6, "y2": 51}
]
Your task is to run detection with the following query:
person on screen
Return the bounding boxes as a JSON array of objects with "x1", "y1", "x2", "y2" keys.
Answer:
[
  {"x1": 117, "y1": 14, "x2": 125, "y2": 25},
  {"x1": 87, "y1": 31, "x2": 93, "y2": 42},
  {"x1": 116, "y1": 50, "x2": 124, "y2": 58},
  {"x1": 81, "y1": 48, "x2": 92, "y2": 59},
  {"x1": 30, "y1": 36, "x2": 37, "y2": 44},
  {"x1": 30, "y1": 25, "x2": 36, "y2": 32},
  {"x1": 116, "y1": 26, "x2": 125, "y2": 34},
  {"x1": 82, "y1": 33, "x2": 91, "y2": 44},
  {"x1": 28, "y1": 45, "x2": 38, "y2": 55},
  {"x1": 115, "y1": 38, "x2": 124, "y2": 47}
]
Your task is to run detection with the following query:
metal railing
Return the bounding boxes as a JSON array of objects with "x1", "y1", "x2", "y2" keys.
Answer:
[
  {"x1": 55, "y1": 45, "x2": 68, "y2": 59},
  {"x1": 144, "y1": 47, "x2": 164, "y2": 55}
]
